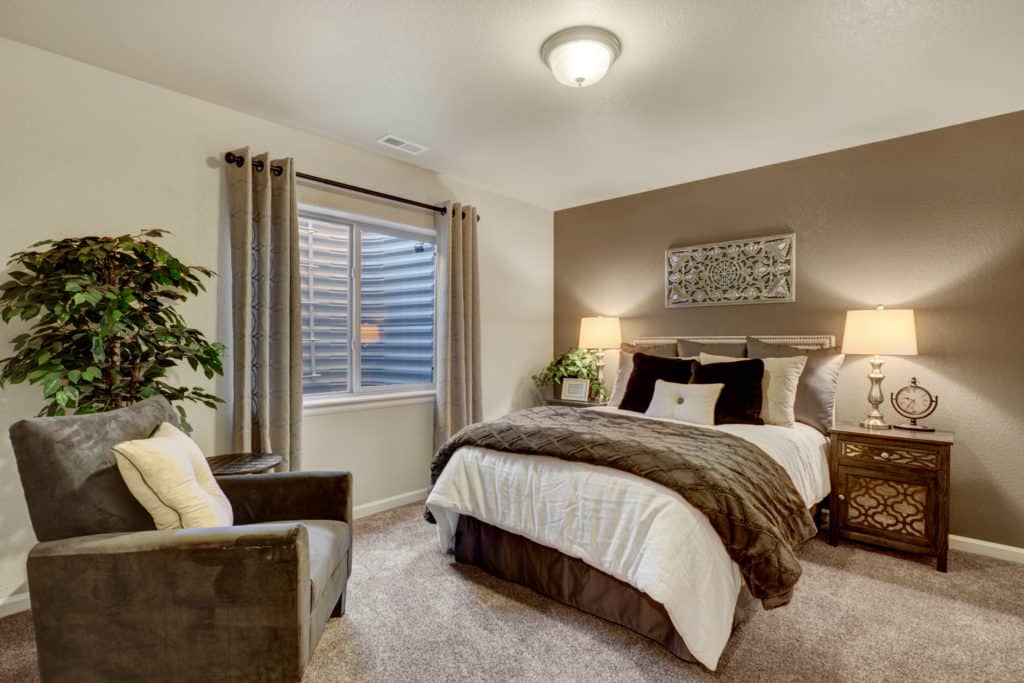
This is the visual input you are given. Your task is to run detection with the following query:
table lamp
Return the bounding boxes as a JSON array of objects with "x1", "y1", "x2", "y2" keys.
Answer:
[
  {"x1": 578, "y1": 316, "x2": 621, "y2": 386},
  {"x1": 841, "y1": 306, "x2": 918, "y2": 429}
]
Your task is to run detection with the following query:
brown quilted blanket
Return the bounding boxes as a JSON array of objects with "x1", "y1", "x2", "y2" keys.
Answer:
[{"x1": 427, "y1": 406, "x2": 817, "y2": 608}]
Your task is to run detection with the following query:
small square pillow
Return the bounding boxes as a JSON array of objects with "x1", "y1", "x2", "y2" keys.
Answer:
[
  {"x1": 690, "y1": 358, "x2": 765, "y2": 425},
  {"x1": 699, "y1": 352, "x2": 808, "y2": 426},
  {"x1": 645, "y1": 380, "x2": 724, "y2": 425},
  {"x1": 113, "y1": 422, "x2": 233, "y2": 530},
  {"x1": 619, "y1": 353, "x2": 695, "y2": 413}
]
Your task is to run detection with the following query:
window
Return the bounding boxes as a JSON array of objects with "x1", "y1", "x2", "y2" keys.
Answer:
[{"x1": 299, "y1": 206, "x2": 436, "y2": 402}]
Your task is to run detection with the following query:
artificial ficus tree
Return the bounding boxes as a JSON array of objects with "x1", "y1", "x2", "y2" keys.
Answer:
[{"x1": 0, "y1": 229, "x2": 225, "y2": 430}]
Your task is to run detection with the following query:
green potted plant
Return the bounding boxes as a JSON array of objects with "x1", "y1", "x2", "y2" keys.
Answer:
[
  {"x1": 532, "y1": 347, "x2": 604, "y2": 401},
  {"x1": 0, "y1": 229, "x2": 224, "y2": 431}
]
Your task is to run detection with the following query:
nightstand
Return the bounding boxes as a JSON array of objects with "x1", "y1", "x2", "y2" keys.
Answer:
[
  {"x1": 828, "y1": 425, "x2": 954, "y2": 571},
  {"x1": 544, "y1": 398, "x2": 608, "y2": 408}
]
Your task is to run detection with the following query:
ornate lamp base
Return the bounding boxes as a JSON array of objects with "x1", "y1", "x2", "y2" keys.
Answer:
[
  {"x1": 860, "y1": 356, "x2": 892, "y2": 430},
  {"x1": 860, "y1": 414, "x2": 892, "y2": 430}
]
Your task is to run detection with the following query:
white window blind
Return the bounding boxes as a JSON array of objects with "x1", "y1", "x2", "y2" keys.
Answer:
[
  {"x1": 299, "y1": 208, "x2": 436, "y2": 400},
  {"x1": 359, "y1": 230, "x2": 436, "y2": 387},
  {"x1": 300, "y1": 216, "x2": 351, "y2": 395}
]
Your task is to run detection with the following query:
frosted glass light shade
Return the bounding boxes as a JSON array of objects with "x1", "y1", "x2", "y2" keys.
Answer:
[
  {"x1": 541, "y1": 26, "x2": 621, "y2": 88},
  {"x1": 579, "y1": 316, "x2": 622, "y2": 349},
  {"x1": 842, "y1": 307, "x2": 918, "y2": 356}
]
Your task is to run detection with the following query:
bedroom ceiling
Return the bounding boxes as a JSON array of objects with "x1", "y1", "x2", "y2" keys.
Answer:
[{"x1": 2, "y1": 1, "x2": 1023, "y2": 210}]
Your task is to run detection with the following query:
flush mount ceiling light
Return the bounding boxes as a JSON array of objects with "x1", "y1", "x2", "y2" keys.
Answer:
[{"x1": 541, "y1": 26, "x2": 621, "y2": 88}]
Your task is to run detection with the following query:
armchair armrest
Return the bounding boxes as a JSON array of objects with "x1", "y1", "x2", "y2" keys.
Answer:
[
  {"x1": 27, "y1": 524, "x2": 312, "y2": 682},
  {"x1": 29, "y1": 522, "x2": 307, "y2": 557},
  {"x1": 218, "y1": 470, "x2": 353, "y2": 526}
]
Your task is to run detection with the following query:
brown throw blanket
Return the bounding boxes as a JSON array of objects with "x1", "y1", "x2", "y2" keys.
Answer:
[{"x1": 427, "y1": 406, "x2": 818, "y2": 608}]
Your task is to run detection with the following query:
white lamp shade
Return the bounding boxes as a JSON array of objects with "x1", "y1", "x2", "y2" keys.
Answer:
[
  {"x1": 578, "y1": 316, "x2": 622, "y2": 349},
  {"x1": 541, "y1": 27, "x2": 621, "y2": 88},
  {"x1": 842, "y1": 308, "x2": 918, "y2": 356}
]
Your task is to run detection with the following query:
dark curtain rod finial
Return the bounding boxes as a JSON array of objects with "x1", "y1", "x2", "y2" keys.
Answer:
[{"x1": 223, "y1": 152, "x2": 281, "y2": 176}]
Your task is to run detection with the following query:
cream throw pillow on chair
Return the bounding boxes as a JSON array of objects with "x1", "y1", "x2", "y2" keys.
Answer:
[{"x1": 114, "y1": 422, "x2": 233, "y2": 530}]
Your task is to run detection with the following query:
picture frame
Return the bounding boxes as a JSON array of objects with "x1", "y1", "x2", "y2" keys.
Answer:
[
  {"x1": 665, "y1": 232, "x2": 796, "y2": 308},
  {"x1": 560, "y1": 378, "x2": 590, "y2": 402}
]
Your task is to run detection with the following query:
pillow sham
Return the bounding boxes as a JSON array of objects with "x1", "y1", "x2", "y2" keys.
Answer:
[
  {"x1": 690, "y1": 358, "x2": 765, "y2": 425},
  {"x1": 699, "y1": 352, "x2": 808, "y2": 426},
  {"x1": 620, "y1": 342, "x2": 678, "y2": 357},
  {"x1": 619, "y1": 353, "x2": 695, "y2": 413},
  {"x1": 746, "y1": 337, "x2": 845, "y2": 434},
  {"x1": 608, "y1": 342, "x2": 679, "y2": 407},
  {"x1": 677, "y1": 340, "x2": 746, "y2": 358},
  {"x1": 645, "y1": 379, "x2": 724, "y2": 425},
  {"x1": 113, "y1": 422, "x2": 233, "y2": 530}
]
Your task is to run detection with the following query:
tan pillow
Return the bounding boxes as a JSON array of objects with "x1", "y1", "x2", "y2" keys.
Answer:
[
  {"x1": 699, "y1": 352, "x2": 807, "y2": 426},
  {"x1": 113, "y1": 422, "x2": 233, "y2": 530}
]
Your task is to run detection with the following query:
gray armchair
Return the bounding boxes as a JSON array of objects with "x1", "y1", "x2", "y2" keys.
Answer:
[{"x1": 9, "y1": 396, "x2": 351, "y2": 683}]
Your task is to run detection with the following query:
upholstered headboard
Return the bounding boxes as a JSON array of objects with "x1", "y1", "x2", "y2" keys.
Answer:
[{"x1": 633, "y1": 335, "x2": 836, "y2": 350}]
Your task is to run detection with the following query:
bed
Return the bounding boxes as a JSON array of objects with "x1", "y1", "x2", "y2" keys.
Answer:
[{"x1": 426, "y1": 335, "x2": 836, "y2": 670}]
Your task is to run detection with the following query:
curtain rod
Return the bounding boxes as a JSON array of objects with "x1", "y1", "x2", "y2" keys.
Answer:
[{"x1": 223, "y1": 151, "x2": 479, "y2": 220}]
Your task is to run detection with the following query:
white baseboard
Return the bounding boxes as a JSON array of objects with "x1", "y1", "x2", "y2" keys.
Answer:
[
  {"x1": 949, "y1": 535, "x2": 1024, "y2": 564},
  {"x1": 0, "y1": 592, "x2": 30, "y2": 618},
  {"x1": 354, "y1": 487, "x2": 429, "y2": 519}
]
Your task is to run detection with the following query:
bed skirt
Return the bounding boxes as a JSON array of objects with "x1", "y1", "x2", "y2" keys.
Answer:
[{"x1": 453, "y1": 515, "x2": 759, "y2": 662}]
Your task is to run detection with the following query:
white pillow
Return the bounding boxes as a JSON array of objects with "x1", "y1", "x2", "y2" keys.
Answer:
[
  {"x1": 113, "y1": 422, "x2": 233, "y2": 530},
  {"x1": 699, "y1": 352, "x2": 808, "y2": 426},
  {"x1": 608, "y1": 351, "x2": 634, "y2": 407},
  {"x1": 645, "y1": 380, "x2": 724, "y2": 425}
]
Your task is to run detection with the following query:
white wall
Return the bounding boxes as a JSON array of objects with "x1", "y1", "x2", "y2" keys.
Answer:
[{"x1": 0, "y1": 38, "x2": 553, "y2": 612}]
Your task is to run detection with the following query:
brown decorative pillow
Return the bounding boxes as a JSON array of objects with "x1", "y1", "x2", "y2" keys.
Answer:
[
  {"x1": 690, "y1": 358, "x2": 765, "y2": 425},
  {"x1": 746, "y1": 337, "x2": 845, "y2": 434},
  {"x1": 619, "y1": 353, "x2": 695, "y2": 413},
  {"x1": 609, "y1": 343, "x2": 679, "y2": 407},
  {"x1": 677, "y1": 340, "x2": 747, "y2": 358}
]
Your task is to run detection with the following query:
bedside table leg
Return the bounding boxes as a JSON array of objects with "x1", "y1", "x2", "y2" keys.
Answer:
[
  {"x1": 827, "y1": 495, "x2": 839, "y2": 546},
  {"x1": 937, "y1": 551, "x2": 948, "y2": 573}
]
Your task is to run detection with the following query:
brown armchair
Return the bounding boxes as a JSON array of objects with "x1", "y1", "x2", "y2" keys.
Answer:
[{"x1": 9, "y1": 396, "x2": 351, "y2": 683}]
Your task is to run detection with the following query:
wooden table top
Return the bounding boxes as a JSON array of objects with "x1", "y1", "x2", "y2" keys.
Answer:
[{"x1": 208, "y1": 452, "x2": 283, "y2": 475}]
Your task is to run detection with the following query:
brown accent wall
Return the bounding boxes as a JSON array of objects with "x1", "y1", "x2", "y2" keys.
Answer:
[{"x1": 554, "y1": 111, "x2": 1024, "y2": 547}]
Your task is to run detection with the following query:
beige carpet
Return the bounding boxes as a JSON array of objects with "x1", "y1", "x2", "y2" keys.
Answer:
[{"x1": 3, "y1": 504, "x2": 1023, "y2": 682}]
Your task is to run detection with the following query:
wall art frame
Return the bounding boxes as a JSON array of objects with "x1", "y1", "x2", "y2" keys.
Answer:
[{"x1": 665, "y1": 232, "x2": 796, "y2": 308}]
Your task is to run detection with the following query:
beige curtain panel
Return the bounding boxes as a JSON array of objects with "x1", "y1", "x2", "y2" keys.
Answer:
[
  {"x1": 434, "y1": 203, "x2": 482, "y2": 450},
  {"x1": 226, "y1": 147, "x2": 303, "y2": 470}
]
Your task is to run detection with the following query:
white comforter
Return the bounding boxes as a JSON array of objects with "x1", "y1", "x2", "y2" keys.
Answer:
[{"x1": 426, "y1": 408, "x2": 830, "y2": 670}]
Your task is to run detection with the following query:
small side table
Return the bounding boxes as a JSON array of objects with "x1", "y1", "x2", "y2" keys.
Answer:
[
  {"x1": 209, "y1": 452, "x2": 282, "y2": 475},
  {"x1": 544, "y1": 398, "x2": 608, "y2": 408},
  {"x1": 828, "y1": 424, "x2": 954, "y2": 571}
]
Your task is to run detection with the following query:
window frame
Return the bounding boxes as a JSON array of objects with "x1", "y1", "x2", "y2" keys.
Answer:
[{"x1": 298, "y1": 203, "x2": 438, "y2": 410}]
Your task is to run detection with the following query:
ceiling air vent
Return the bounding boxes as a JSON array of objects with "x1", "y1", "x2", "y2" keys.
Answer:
[{"x1": 376, "y1": 134, "x2": 429, "y2": 156}]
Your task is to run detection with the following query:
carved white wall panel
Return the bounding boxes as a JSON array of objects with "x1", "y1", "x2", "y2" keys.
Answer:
[{"x1": 665, "y1": 233, "x2": 796, "y2": 308}]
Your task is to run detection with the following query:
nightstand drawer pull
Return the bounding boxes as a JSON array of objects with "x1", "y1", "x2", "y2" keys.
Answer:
[
  {"x1": 841, "y1": 441, "x2": 939, "y2": 469},
  {"x1": 838, "y1": 493, "x2": 845, "y2": 501}
]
